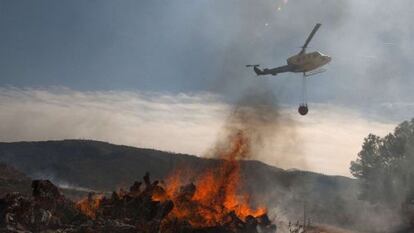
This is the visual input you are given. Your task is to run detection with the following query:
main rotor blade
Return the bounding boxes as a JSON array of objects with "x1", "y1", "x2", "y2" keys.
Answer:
[{"x1": 300, "y1": 23, "x2": 321, "y2": 54}]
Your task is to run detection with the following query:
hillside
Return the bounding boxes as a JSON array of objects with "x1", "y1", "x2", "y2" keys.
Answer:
[
  {"x1": 0, "y1": 140, "x2": 206, "y2": 190},
  {"x1": 0, "y1": 140, "x2": 377, "y2": 230}
]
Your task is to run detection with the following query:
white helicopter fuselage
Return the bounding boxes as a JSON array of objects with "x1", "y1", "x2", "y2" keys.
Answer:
[{"x1": 287, "y1": 51, "x2": 331, "y2": 73}]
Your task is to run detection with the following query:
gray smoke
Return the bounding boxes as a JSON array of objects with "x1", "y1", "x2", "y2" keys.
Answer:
[{"x1": 205, "y1": 86, "x2": 305, "y2": 169}]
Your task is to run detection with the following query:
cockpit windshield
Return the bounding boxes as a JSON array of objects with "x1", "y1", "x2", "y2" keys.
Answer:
[{"x1": 316, "y1": 51, "x2": 325, "y2": 56}]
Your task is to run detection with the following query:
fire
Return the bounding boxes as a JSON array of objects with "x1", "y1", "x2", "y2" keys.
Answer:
[
  {"x1": 76, "y1": 193, "x2": 104, "y2": 219},
  {"x1": 159, "y1": 131, "x2": 267, "y2": 227},
  {"x1": 75, "y1": 131, "x2": 269, "y2": 229}
]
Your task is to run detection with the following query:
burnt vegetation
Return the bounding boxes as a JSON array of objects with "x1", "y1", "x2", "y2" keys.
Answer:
[{"x1": 0, "y1": 173, "x2": 276, "y2": 233}]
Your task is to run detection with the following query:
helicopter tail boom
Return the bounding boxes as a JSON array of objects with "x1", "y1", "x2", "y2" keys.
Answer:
[
  {"x1": 254, "y1": 66, "x2": 266, "y2": 75},
  {"x1": 247, "y1": 64, "x2": 294, "y2": 76}
]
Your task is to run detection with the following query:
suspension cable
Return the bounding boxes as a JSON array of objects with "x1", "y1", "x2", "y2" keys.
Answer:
[{"x1": 302, "y1": 75, "x2": 307, "y2": 105}]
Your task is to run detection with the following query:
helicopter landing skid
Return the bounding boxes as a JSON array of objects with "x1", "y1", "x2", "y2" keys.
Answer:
[{"x1": 303, "y1": 69, "x2": 326, "y2": 77}]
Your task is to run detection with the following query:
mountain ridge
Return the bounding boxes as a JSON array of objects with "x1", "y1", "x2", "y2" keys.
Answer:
[
  {"x1": 0, "y1": 139, "x2": 367, "y2": 229},
  {"x1": 0, "y1": 139, "x2": 354, "y2": 181}
]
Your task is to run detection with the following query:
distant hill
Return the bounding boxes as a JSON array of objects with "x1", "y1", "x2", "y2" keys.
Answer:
[
  {"x1": 0, "y1": 140, "x2": 207, "y2": 190},
  {"x1": 0, "y1": 140, "x2": 376, "y2": 230}
]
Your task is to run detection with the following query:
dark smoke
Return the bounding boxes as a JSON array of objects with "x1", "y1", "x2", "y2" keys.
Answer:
[{"x1": 206, "y1": 87, "x2": 304, "y2": 169}]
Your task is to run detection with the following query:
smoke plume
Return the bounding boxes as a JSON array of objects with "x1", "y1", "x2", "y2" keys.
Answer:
[{"x1": 207, "y1": 87, "x2": 304, "y2": 169}]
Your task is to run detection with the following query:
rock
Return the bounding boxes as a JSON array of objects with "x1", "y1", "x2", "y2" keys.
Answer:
[
  {"x1": 0, "y1": 173, "x2": 277, "y2": 233},
  {"x1": 32, "y1": 180, "x2": 62, "y2": 201}
]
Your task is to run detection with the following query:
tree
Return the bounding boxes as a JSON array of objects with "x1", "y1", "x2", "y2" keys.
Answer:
[{"x1": 350, "y1": 119, "x2": 414, "y2": 206}]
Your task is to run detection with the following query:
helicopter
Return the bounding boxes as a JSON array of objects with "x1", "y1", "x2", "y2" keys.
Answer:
[{"x1": 246, "y1": 23, "x2": 331, "y2": 116}]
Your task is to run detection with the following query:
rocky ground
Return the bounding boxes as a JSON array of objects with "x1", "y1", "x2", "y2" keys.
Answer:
[{"x1": 0, "y1": 173, "x2": 276, "y2": 233}]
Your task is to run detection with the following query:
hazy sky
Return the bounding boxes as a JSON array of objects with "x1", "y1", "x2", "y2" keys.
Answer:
[{"x1": 0, "y1": 0, "x2": 413, "y2": 176}]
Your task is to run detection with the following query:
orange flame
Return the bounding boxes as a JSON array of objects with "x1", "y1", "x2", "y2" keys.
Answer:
[
  {"x1": 159, "y1": 131, "x2": 267, "y2": 227},
  {"x1": 76, "y1": 193, "x2": 104, "y2": 219},
  {"x1": 76, "y1": 131, "x2": 268, "y2": 227}
]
